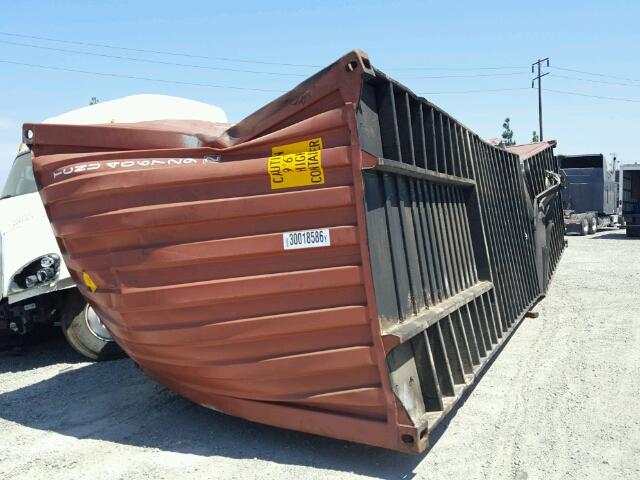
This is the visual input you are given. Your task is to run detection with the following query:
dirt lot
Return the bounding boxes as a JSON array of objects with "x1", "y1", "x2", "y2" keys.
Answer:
[{"x1": 1, "y1": 229, "x2": 639, "y2": 480}]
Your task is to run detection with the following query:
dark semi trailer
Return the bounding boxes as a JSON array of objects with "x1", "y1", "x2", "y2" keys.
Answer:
[
  {"x1": 620, "y1": 162, "x2": 640, "y2": 237},
  {"x1": 558, "y1": 153, "x2": 620, "y2": 235}
]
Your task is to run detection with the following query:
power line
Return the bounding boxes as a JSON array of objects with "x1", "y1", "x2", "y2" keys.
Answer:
[
  {"x1": 420, "y1": 87, "x2": 530, "y2": 94},
  {"x1": 403, "y1": 71, "x2": 529, "y2": 79},
  {"x1": 0, "y1": 39, "x2": 309, "y2": 77},
  {"x1": 550, "y1": 65, "x2": 640, "y2": 83},
  {"x1": 392, "y1": 65, "x2": 528, "y2": 71},
  {"x1": 423, "y1": 85, "x2": 640, "y2": 102},
  {"x1": 0, "y1": 59, "x2": 287, "y2": 93},
  {"x1": 6, "y1": 29, "x2": 640, "y2": 90},
  {"x1": 9, "y1": 54, "x2": 640, "y2": 102},
  {"x1": 0, "y1": 31, "x2": 533, "y2": 73},
  {"x1": 551, "y1": 73, "x2": 640, "y2": 88},
  {"x1": 2, "y1": 57, "x2": 533, "y2": 96},
  {"x1": 1, "y1": 56, "x2": 536, "y2": 95},
  {"x1": 1, "y1": 38, "x2": 532, "y2": 80},
  {"x1": 0, "y1": 31, "x2": 321, "y2": 68},
  {"x1": 543, "y1": 88, "x2": 640, "y2": 103}
]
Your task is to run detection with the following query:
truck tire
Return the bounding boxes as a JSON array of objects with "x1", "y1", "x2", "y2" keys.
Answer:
[
  {"x1": 61, "y1": 290, "x2": 125, "y2": 361},
  {"x1": 580, "y1": 218, "x2": 589, "y2": 236},
  {"x1": 588, "y1": 215, "x2": 598, "y2": 234}
]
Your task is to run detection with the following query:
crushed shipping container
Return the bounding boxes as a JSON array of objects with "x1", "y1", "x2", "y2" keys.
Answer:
[{"x1": 26, "y1": 50, "x2": 564, "y2": 453}]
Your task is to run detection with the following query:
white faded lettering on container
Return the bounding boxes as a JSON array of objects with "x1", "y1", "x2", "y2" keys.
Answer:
[{"x1": 52, "y1": 157, "x2": 213, "y2": 180}]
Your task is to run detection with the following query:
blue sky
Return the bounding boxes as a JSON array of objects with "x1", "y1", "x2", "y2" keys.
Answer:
[{"x1": 1, "y1": 0, "x2": 639, "y2": 184}]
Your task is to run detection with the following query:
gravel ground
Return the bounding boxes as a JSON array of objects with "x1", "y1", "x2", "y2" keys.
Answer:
[{"x1": 1, "y1": 229, "x2": 639, "y2": 480}]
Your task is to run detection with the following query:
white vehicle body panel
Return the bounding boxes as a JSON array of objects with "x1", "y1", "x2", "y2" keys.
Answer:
[{"x1": 0, "y1": 193, "x2": 72, "y2": 302}]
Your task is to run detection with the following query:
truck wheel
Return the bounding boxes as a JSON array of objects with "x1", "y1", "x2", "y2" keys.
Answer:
[
  {"x1": 61, "y1": 290, "x2": 125, "y2": 361},
  {"x1": 580, "y1": 218, "x2": 588, "y2": 236},
  {"x1": 588, "y1": 215, "x2": 598, "y2": 234}
]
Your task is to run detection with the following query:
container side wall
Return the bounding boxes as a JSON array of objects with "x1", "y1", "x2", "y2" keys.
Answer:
[{"x1": 356, "y1": 75, "x2": 563, "y2": 434}]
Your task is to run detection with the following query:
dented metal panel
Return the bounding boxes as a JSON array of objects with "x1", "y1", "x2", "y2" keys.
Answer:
[
  {"x1": 507, "y1": 141, "x2": 564, "y2": 291},
  {"x1": 27, "y1": 50, "x2": 563, "y2": 454}
]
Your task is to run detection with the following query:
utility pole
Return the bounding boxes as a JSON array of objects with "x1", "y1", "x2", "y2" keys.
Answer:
[{"x1": 532, "y1": 58, "x2": 550, "y2": 141}]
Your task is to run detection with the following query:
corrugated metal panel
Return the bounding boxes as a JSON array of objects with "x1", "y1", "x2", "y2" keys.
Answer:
[{"x1": 27, "y1": 50, "x2": 563, "y2": 453}]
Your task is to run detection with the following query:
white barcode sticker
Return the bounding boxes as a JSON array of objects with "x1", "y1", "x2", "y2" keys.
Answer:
[{"x1": 283, "y1": 229, "x2": 331, "y2": 250}]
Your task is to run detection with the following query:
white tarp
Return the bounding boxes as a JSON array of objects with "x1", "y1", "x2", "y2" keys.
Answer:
[{"x1": 44, "y1": 94, "x2": 228, "y2": 125}]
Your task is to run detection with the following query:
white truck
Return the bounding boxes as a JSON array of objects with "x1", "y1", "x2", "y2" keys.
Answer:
[{"x1": 0, "y1": 95, "x2": 227, "y2": 359}]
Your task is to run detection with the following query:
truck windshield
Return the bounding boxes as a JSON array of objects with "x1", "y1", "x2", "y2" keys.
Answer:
[{"x1": 1, "y1": 151, "x2": 37, "y2": 199}]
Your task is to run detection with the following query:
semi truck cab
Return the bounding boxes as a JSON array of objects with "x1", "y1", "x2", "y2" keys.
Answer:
[
  {"x1": 558, "y1": 153, "x2": 620, "y2": 235},
  {"x1": 1, "y1": 148, "x2": 120, "y2": 359}
]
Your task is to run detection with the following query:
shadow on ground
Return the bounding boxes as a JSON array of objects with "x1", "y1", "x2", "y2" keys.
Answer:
[
  {"x1": 0, "y1": 341, "x2": 449, "y2": 479},
  {"x1": 0, "y1": 320, "x2": 526, "y2": 479},
  {"x1": 0, "y1": 331, "x2": 87, "y2": 374}
]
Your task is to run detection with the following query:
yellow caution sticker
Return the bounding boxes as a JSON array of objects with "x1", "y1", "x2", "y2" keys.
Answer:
[
  {"x1": 268, "y1": 137, "x2": 324, "y2": 190},
  {"x1": 82, "y1": 272, "x2": 97, "y2": 293}
]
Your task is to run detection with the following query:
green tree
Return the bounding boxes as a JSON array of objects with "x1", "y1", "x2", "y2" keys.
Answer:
[
  {"x1": 89, "y1": 97, "x2": 100, "y2": 105},
  {"x1": 501, "y1": 117, "x2": 515, "y2": 146},
  {"x1": 532, "y1": 131, "x2": 540, "y2": 142}
]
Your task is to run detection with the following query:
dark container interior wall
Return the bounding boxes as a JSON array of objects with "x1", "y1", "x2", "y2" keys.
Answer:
[
  {"x1": 358, "y1": 73, "x2": 564, "y2": 431},
  {"x1": 623, "y1": 170, "x2": 640, "y2": 214},
  {"x1": 559, "y1": 154, "x2": 617, "y2": 214}
]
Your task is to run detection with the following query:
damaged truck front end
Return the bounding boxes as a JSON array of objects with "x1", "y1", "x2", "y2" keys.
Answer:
[{"x1": 0, "y1": 151, "x2": 72, "y2": 344}]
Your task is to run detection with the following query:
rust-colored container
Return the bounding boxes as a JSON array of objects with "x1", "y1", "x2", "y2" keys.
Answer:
[{"x1": 27, "y1": 50, "x2": 563, "y2": 453}]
